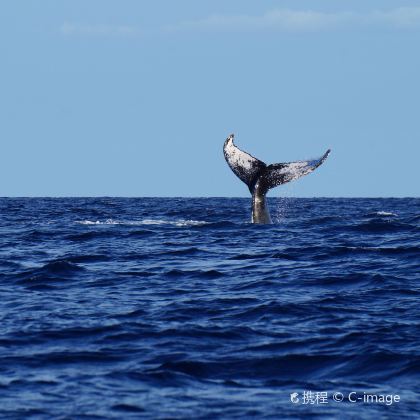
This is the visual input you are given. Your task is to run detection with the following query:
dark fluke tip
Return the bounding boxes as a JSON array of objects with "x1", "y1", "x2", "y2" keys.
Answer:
[{"x1": 322, "y1": 149, "x2": 331, "y2": 157}]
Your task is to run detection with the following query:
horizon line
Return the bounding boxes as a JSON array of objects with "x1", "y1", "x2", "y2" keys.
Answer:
[{"x1": 1, "y1": 196, "x2": 418, "y2": 199}]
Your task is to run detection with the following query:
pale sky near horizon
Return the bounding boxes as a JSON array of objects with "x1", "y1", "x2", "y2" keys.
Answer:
[{"x1": 1, "y1": 1, "x2": 419, "y2": 197}]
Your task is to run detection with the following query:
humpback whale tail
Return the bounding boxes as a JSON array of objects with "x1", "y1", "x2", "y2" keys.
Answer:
[{"x1": 223, "y1": 134, "x2": 330, "y2": 224}]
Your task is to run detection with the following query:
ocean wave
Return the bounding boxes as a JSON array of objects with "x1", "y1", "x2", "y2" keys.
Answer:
[
  {"x1": 341, "y1": 220, "x2": 412, "y2": 233},
  {"x1": 75, "y1": 218, "x2": 208, "y2": 227},
  {"x1": 371, "y1": 211, "x2": 398, "y2": 217},
  {"x1": 164, "y1": 268, "x2": 225, "y2": 279},
  {"x1": 151, "y1": 352, "x2": 412, "y2": 381},
  {"x1": 111, "y1": 404, "x2": 145, "y2": 413},
  {"x1": 10, "y1": 260, "x2": 85, "y2": 290}
]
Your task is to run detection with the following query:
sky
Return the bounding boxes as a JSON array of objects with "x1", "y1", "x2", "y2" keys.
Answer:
[{"x1": 1, "y1": 0, "x2": 419, "y2": 197}]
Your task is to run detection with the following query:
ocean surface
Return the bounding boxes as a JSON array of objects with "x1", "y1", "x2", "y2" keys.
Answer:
[{"x1": 0, "y1": 197, "x2": 418, "y2": 419}]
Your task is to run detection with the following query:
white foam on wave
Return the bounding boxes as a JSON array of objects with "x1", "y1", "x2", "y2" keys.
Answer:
[
  {"x1": 75, "y1": 218, "x2": 208, "y2": 227},
  {"x1": 375, "y1": 211, "x2": 397, "y2": 217}
]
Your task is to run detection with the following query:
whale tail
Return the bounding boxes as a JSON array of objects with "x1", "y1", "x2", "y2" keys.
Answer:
[{"x1": 223, "y1": 133, "x2": 330, "y2": 195}]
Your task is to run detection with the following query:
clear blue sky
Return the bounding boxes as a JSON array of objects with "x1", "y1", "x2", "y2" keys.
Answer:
[{"x1": 1, "y1": 0, "x2": 419, "y2": 197}]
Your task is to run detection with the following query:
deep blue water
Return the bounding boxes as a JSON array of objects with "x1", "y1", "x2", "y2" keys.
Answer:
[{"x1": 0, "y1": 197, "x2": 419, "y2": 419}]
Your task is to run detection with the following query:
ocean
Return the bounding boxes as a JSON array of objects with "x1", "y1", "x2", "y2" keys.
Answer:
[{"x1": 0, "y1": 197, "x2": 418, "y2": 419}]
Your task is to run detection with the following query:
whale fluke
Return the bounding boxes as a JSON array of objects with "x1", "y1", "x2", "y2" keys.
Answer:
[
  {"x1": 223, "y1": 134, "x2": 330, "y2": 223},
  {"x1": 262, "y1": 149, "x2": 331, "y2": 194},
  {"x1": 223, "y1": 134, "x2": 266, "y2": 192}
]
